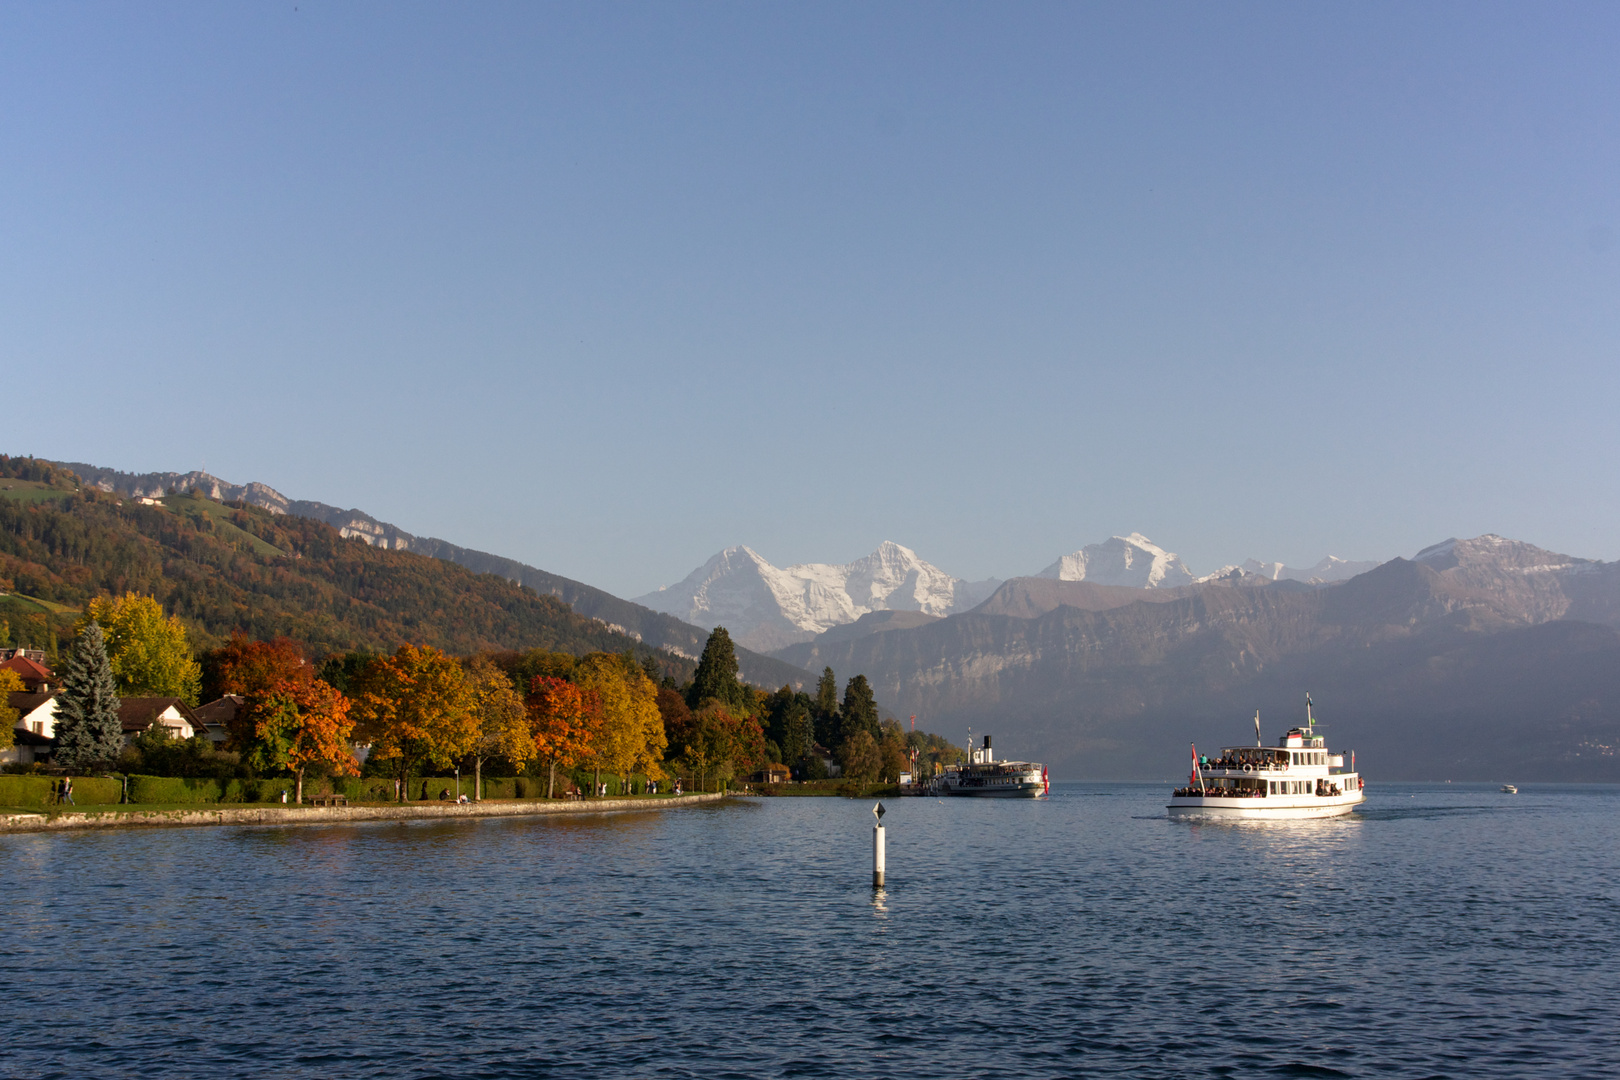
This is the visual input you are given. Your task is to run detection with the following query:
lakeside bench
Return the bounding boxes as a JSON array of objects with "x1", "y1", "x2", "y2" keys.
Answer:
[{"x1": 308, "y1": 794, "x2": 348, "y2": 807}]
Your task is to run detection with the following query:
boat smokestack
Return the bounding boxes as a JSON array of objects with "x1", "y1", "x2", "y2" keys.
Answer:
[{"x1": 983, "y1": 735, "x2": 993, "y2": 763}]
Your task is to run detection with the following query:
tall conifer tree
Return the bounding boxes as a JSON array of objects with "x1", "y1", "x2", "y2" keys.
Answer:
[
  {"x1": 813, "y1": 667, "x2": 839, "y2": 746},
  {"x1": 54, "y1": 622, "x2": 124, "y2": 770},
  {"x1": 688, "y1": 627, "x2": 747, "y2": 713},
  {"x1": 839, "y1": 675, "x2": 880, "y2": 745}
]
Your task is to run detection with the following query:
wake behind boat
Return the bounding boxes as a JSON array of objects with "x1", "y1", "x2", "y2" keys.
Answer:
[
  {"x1": 1168, "y1": 697, "x2": 1365, "y2": 819},
  {"x1": 934, "y1": 735, "x2": 1049, "y2": 798}
]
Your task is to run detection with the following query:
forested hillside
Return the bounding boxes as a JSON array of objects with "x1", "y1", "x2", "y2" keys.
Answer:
[
  {"x1": 0, "y1": 457, "x2": 694, "y2": 672},
  {"x1": 53, "y1": 458, "x2": 809, "y2": 690}
]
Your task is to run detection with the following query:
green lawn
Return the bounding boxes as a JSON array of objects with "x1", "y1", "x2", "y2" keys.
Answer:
[
  {"x1": 0, "y1": 479, "x2": 75, "y2": 505},
  {"x1": 0, "y1": 592, "x2": 79, "y2": 615},
  {"x1": 159, "y1": 494, "x2": 287, "y2": 557}
]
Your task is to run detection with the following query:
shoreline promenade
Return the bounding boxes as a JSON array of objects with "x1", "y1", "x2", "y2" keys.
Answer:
[{"x1": 0, "y1": 791, "x2": 729, "y2": 834}]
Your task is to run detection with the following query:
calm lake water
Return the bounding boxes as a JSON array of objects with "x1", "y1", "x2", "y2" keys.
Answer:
[{"x1": 4, "y1": 783, "x2": 1618, "y2": 1079}]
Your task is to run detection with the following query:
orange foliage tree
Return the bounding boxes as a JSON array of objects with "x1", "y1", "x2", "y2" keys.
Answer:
[
  {"x1": 239, "y1": 676, "x2": 356, "y2": 803},
  {"x1": 350, "y1": 644, "x2": 479, "y2": 802},
  {"x1": 527, "y1": 676, "x2": 601, "y2": 799},
  {"x1": 209, "y1": 633, "x2": 312, "y2": 699}
]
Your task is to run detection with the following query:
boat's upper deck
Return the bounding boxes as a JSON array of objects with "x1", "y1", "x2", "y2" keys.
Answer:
[{"x1": 1203, "y1": 729, "x2": 1355, "y2": 776}]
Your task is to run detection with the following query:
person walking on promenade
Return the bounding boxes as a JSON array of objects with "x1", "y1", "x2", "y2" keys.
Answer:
[{"x1": 61, "y1": 776, "x2": 75, "y2": 806}]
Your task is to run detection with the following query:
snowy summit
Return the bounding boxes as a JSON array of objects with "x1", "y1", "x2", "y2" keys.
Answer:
[
  {"x1": 1036, "y1": 533, "x2": 1197, "y2": 589},
  {"x1": 633, "y1": 541, "x2": 1000, "y2": 652}
]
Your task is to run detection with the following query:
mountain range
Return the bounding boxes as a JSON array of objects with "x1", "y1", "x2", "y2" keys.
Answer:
[
  {"x1": 44, "y1": 459, "x2": 1620, "y2": 782},
  {"x1": 642, "y1": 533, "x2": 1376, "y2": 650},
  {"x1": 770, "y1": 534, "x2": 1620, "y2": 782},
  {"x1": 631, "y1": 542, "x2": 1000, "y2": 652}
]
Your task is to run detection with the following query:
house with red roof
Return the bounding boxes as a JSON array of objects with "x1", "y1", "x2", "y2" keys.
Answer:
[{"x1": 0, "y1": 654, "x2": 54, "y2": 693}]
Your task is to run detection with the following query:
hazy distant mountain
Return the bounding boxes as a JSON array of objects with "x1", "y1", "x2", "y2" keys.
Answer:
[
  {"x1": 54, "y1": 462, "x2": 810, "y2": 690},
  {"x1": 783, "y1": 535, "x2": 1620, "y2": 782},
  {"x1": 633, "y1": 541, "x2": 1000, "y2": 652},
  {"x1": 1036, "y1": 533, "x2": 1197, "y2": 588},
  {"x1": 1215, "y1": 555, "x2": 1380, "y2": 584}
]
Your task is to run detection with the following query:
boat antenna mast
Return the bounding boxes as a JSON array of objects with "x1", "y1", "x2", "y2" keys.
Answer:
[{"x1": 1305, "y1": 692, "x2": 1314, "y2": 735}]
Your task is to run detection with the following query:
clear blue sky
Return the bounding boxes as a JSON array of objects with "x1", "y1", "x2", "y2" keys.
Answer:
[{"x1": 3, "y1": 2, "x2": 1616, "y2": 597}]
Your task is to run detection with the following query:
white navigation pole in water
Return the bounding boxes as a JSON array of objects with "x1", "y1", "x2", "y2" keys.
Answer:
[{"x1": 872, "y1": 802, "x2": 887, "y2": 888}]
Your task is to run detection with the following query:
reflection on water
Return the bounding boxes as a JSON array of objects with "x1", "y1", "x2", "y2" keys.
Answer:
[{"x1": 2, "y1": 783, "x2": 1618, "y2": 1078}]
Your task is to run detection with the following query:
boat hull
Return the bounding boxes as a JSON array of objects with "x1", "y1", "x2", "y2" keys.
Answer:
[
  {"x1": 1167, "y1": 792, "x2": 1364, "y2": 819},
  {"x1": 940, "y1": 783, "x2": 1046, "y2": 799}
]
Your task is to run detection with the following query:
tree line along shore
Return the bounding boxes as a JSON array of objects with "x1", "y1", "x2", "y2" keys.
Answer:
[{"x1": 5, "y1": 588, "x2": 965, "y2": 811}]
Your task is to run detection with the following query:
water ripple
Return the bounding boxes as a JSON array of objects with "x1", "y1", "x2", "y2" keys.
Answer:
[{"x1": 1, "y1": 784, "x2": 1617, "y2": 1078}]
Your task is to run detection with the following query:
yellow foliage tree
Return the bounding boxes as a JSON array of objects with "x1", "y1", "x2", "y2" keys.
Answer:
[
  {"x1": 575, "y1": 653, "x2": 666, "y2": 796},
  {"x1": 0, "y1": 668, "x2": 23, "y2": 751},
  {"x1": 464, "y1": 656, "x2": 533, "y2": 801},
  {"x1": 80, "y1": 594, "x2": 202, "y2": 705},
  {"x1": 350, "y1": 644, "x2": 479, "y2": 802}
]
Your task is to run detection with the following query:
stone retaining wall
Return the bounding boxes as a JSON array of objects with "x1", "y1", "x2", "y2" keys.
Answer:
[{"x1": 0, "y1": 792, "x2": 729, "y2": 834}]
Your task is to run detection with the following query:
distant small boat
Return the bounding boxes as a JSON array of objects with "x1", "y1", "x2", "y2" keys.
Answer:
[{"x1": 1501, "y1": 784, "x2": 1518, "y2": 794}]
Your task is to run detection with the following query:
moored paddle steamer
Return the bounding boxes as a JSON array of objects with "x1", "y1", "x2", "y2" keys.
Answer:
[
  {"x1": 934, "y1": 735, "x2": 1049, "y2": 798},
  {"x1": 1167, "y1": 697, "x2": 1364, "y2": 819}
]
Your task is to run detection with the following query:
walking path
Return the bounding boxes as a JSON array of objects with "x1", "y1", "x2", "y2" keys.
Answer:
[{"x1": 0, "y1": 792, "x2": 728, "y2": 834}]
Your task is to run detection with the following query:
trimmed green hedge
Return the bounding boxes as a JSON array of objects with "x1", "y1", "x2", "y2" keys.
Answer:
[{"x1": 0, "y1": 775, "x2": 123, "y2": 809}]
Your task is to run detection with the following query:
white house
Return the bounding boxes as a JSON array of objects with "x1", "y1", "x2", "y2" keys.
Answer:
[
  {"x1": 119, "y1": 697, "x2": 203, "y2": 745},
  {"x1": 4, "y1": 690, "x2": 59, "y2": 765}
]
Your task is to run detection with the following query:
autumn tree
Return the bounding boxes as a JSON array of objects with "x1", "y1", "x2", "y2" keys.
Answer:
[
  {"x1": 0, "y1": 669, "x2": 22, "y2": 752},
  {"x1": 576, "y1": 653, "x2": 666, "y2": 796},
  {"x1": 239, "y1": 676, "x2": 356, "y2": 802},
  {"x1": 688, "y1": 627, "x2": 749, "y2": 714},
  {"x1": 81, "y1": 594, "x2": 202, "y2": 704},
  {"x1": 208, "y1": 634, "x2": 310, "y2": 699},
  {"x1": 465, "y1": 656, "x2": 533, "y2": 801},
  {"x1": 879, "y1": 732, "x2": 909, "y2": 782},
  {"x1": 668, "y1": 701, "x2": 765, "y2": 792},
  {"x1": 53, "y1": 622, "x2": 123, "y2": 770},
  {"x1": 839, "y1": 729, "x2": 881, "y2": 786},
  {"x1": 350, "y1": 644, "x2": 479, "y2": 802},
  {"x1": 528, "y1": 676, "x2": 600, "y2": 798}
]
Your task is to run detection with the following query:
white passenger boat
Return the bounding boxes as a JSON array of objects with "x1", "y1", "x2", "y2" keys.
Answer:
[
  {"x1": 1500, "y1": 784, "x2": 1518, "y2": 795},
  {"x1": 935, "y1": 735, "x2": 1048, "y2": 798},
  {"x1": 1167, "y1": 698, "x2": 1364, "y2": 819}
]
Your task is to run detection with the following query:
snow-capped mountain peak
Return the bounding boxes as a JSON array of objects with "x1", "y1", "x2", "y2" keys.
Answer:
[
  {"x1": 1036, "y1": 533, "x2": 1197, "y2": 589},
  {"x1": 634, "y1": 542, "x2": 1000, "y2": 652},
  {"x1": 1227, "y1": 555, "x2": 1380, "y2": 585}
]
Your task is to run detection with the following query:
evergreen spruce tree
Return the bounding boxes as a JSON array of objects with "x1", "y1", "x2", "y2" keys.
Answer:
[
  {"x1": 812, "y1": 667, "x2": 839, "y2": 746},
  {"x1": 839, "y1": 674, "x2": 880, "y2": 745},
  {"x1": 782, "y1": 701, "x2": 815, "y2": 769},
  {"x1": 688, "y1": 627, "x2": 748, "y2": 713},
  {"x1": 53, "y1": 622, "x2": 124, "y2": 771}
]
